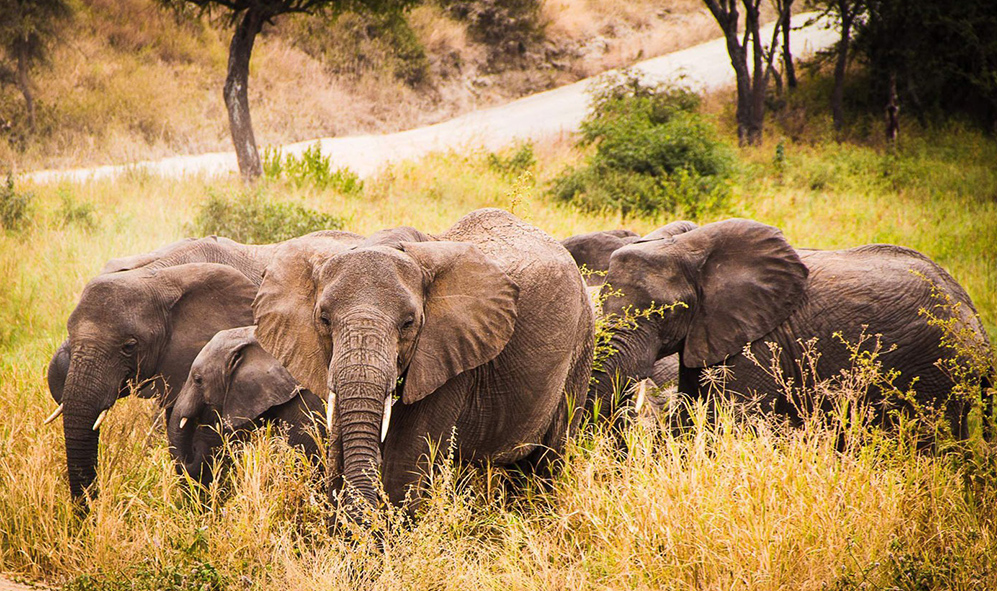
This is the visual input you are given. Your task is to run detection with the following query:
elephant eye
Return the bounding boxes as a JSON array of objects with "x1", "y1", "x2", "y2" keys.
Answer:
[
  {"x1": 192, "y1": 374, "x2": 203, "y2": 386},
  {"x1": 401, "y1": 317, "x2": 415, "y2": 330},
  {"x1": 121, "y1": 340, "x2": 137, "y2": 356},
  {"x1": 319, "y1": 314, "x2": 331, "y2": 327}
]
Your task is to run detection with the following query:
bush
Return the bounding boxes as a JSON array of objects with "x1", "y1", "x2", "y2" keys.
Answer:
[
  {"x1": 0, "y1": 174, "x2": 32, "y2": 233},
  {"x1": 56, "y1": 189, "x2": 98, "y2": 230},
  {"x1": 551, "y1": 72, "x2": 735, "y2": 217},
  {"x1": 487, "y1": 142, "x2": 535, "y2": 177},
  {"x1": 263, "y1": 143, "x2": 363, "y2": 193},
  {"x1": 190, "y1": 189, "x2": 345, "y2": 244},
  {"x1": 438, "y1": 0, "x2": 544, "y2": 66}
]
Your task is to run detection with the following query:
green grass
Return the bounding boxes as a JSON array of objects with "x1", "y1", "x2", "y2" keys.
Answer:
[{"x1": 1, "y1": 119, "x2": 995, "y2": 588}]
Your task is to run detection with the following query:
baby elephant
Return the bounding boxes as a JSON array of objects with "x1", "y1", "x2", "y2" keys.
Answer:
[{"x1": 168, "y1": 327, "x2": 324, "y2": 485}]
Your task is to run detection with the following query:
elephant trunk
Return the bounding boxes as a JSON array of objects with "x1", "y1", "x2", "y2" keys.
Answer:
[
  {"x1": 590, "y1": 322, "x2": 660, "y2": 421},
  {"x1": 331, "y1": 321, "x2": 396, "y2": 522},
  {"x1": 167, "y1": 390, "x2": 212, "y2": 484},
  {"x1": 61, "y1": 347, "x2": 117, "y2": 500}
]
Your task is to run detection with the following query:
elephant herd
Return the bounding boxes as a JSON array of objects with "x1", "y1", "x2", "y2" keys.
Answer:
[{"x1": 44, "y1": 208, "x2": 991, "y2": 524}]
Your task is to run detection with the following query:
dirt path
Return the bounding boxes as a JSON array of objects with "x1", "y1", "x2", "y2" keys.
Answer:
[
  {"x1": 26, "y1": 13, "x2": 836, "y2": 185},
  {"x1": 0, "y1": 576, "x2": 49, "y2": 591}
]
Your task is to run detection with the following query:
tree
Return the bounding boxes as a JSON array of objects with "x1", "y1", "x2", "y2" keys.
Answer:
[
  {"x1": 775, "y1": 0, "x2": 796, "y2": 89},
  {"x1": 807, "y1": 0, "x2": 865, "y2": 132},
  {"x1": 702, "y1": 0, "x2": 783, "y2": 145},
  {"x1": 164, "y1": 0, "x2": 413, "y2": 181},
  {"x1": 0, "y1": 0, "x2": 73, "y2": 134}
]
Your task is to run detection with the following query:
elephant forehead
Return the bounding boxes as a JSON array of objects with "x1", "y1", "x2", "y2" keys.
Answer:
[{"x1": 320, "y1": 247, "x2": 423, "y2": 287}]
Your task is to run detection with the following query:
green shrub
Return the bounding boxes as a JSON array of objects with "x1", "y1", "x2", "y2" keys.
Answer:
[
  {"x1": 190, "y1": 189, "x2": 345, "y2": 244},
  {"x1": 56, "y1": 189, "x2": 98, "y2": 230},
  {"x1": 488, "y1": 142, "x2": 535, "y2": 177},
  {"x1": 551, "y1": 71, "x2": 735, "y2": 217},
  {"x1": 286, "y1": 10, "x2": 429, "y2": 86},
  {"x1": 64, "y1": 558, "x2": 226, "y2": 591},
  {"x1": 263, "y1": 143, "x2": 363, "y2": 193},
  {"x1": 0, "y1": 173, "x2": 32, "y2": 233}
]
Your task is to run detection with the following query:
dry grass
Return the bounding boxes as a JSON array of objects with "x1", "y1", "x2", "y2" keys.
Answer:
[
  {"x1": 1, "y1": 114, "x2": 995, "y2": 588},
  {"x1": 1, "y1": 0, "x2": 717, "y2": 172}
]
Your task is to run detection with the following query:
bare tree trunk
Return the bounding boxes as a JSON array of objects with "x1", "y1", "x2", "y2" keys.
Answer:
[
  {"x1": 224, "y1": 9, "x2": 265, "y2": 181},
  {"x1": 885, "y1": 71, "x2": 899, "y2": 145},
  {"x1": 14, "y1": 37, "x2": 35, "y2": 134},
  {"x1": 831, "y1": 4, "x2": 853, "y2": 132},
  {"x1": 781, "y1": 0, "x2": 797, "y2": 89},
  {"x1": 746, "y1": 0, "x2": 766, "y2": 145}
]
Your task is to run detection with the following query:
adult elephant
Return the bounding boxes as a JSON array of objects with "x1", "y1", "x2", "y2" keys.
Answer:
[
  {"x1": 46, "y1": 232, "x2": 362, "y2": 500},
  {"x1": 253, "y1": 209, "x2": 594, "y2": 520},
  {"x1": 168, "y1": 326, "x2": 324, "y2": 486},
  {"x1": 592, "y1": 218, "x2": 991, "y2": 435}
]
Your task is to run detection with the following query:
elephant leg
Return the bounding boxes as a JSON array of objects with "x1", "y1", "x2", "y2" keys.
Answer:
[{"x1": 381, "y1": 383, "x2": 466, "y2": 512}]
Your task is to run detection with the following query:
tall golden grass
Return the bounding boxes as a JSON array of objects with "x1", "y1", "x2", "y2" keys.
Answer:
[{"x1": 1, "y1": 120, "x2": 995, "y2": 588}]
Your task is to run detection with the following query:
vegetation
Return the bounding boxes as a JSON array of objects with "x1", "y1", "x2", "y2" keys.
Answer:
[
  {"x1": 189, "y1": 187, "x2": 345, "y2": 243},
  {"x1": 0, "y1": 172, "x2": 31, "y2": 232},
  {"x1": 0, "y1": 0, "x2": 713, "y2": 172},
  {"x1": 0, "y1": 98, "x2": 995, "y2": 585},
  {"x1": 0, "y1": 0, "x2": 73, "y2": 134},
  {"x1": 552, "y1": 73, "x2": 734, "y2": 217},
  {"x1": 262, "y1": 143, "x2": 363, "y2": 192}
]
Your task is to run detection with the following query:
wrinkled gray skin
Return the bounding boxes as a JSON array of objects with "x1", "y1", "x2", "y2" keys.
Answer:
[
  {"x1": 560, "y1": 222, "x2": 695, "y2": 398},
  {"x1": 254, "y1": 209, "x2": 594, "y2": 521},
  {"x1": 592, "y1": 218, "x2": 991, "y2": 435},
  {"x1": 47, "y1": 232, "x2": 362, "y2": 500},
  {"x1": 168, "y1": 326, "x2": 324, "y2": 486}
]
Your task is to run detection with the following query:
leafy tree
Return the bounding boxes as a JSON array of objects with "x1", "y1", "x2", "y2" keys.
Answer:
[
  {"x1": 0, "y1": 0, "x2": 73, "y2": 133},
  {"x1": 163, "y1": 0, "x2": 413, "y2": 181},
  {"x1": 702, "y1": 0, "x2": 784, "y2": 145},
  {"x1": 806, "y1": 0, "x2": 865, "y2": 131}
]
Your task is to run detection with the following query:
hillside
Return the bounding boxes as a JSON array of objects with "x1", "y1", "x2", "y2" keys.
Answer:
[{"x1": 0, "y1": 0, "x2": 721, "y2": 171}]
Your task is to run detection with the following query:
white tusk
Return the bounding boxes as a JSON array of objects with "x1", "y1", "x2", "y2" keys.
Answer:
[
  {"x1": 178, "y1": 417, "x2": 188, "y2": 430},
  {"x1": 381, "y1": 394, "x2": 393, "y2": 443},
  {"x1": 326, "y1": 390, "x2": 336, "y2": 432},
  {"x1": 92, "y1": 409, "x2": 108, "y2": 431},
  {"x1": 634, "y1": 380, "x2": 648, "y2": 414},
  {"x1": 43, "y1": 404, "x2": 64, "y2": 425}
]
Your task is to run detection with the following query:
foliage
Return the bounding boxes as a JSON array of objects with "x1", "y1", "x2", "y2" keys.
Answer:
[
  {"x1": 64, "y1": 559, "x2": 226, "y2": 591},
  {"x1": 0, "y1": 120, "x2": 995, "y2": 588},
  {"x1": 551, "y1": 72, "x2": 734, "y2": 217},
  {"x1": 262, "y1": 143, "x2": 363, "y2": 193},
  {"x1": 437, "y1": 0, "x2": 544, "y2": 66},
  {"x1": 189, "y1": 188, "x2": 345, "y2": 244},
  {"x1": 487, "y1": 142, "x2": 535, "y2": 177},
  {"x1": 56, "y1": 189, "x2": 97, "y2": 230},
  {"x1": 0, "y1": 172, "x2": 31, "y2": 232},
  {"x1": 287, "y1": 8, "x2": 428, "y2": 85}
]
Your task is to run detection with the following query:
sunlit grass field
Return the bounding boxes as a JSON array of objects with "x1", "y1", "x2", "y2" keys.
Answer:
[{"x1": 1, "y1": 122, "x2": 996, "y2": 589}]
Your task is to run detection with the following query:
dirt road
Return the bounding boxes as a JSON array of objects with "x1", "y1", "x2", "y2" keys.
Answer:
[{"x1": 26, "y1": 13, "x2": 837, "y2": 184}]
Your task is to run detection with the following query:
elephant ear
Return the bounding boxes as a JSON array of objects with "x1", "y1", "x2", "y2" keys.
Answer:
[
  {"x1": 253, "y1": 236, "x2": 357, "y2": 398},
  {"x1": 47, "y1": 339, "x2": 71, "y2": 404},
  {"x1": 99, "y1": 239, "x2": 196, "y2": 274},
  {"x1": 154, "y1": 263, "x2": 257, "y2": 407},
  {"x1": 220, "y1": 339, "x2": 301, "y2": 430},
  {"x1": 682, "y1": 219, "x2": 809, "y2": 367},
  {"x1": 400, "y1": 241, "x2": 519, "y2": 404}
]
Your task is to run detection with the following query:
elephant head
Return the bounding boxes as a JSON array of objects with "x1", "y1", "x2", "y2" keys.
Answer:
[
  {"x1": 58, "y1": 263, "x2": 257, "y2": 499},
  {"x1": 591, "y1": 219, "x2": 808, "y2": 412},
  {"x1": 254, "y1": 234, "x2": 518, "y2": 519},
  {"x1": 168, "y1": 326, "x2": 323, "y2": 486},
  {"x1": 562, "y1": 222, "x2": 698, "y2": 286}
]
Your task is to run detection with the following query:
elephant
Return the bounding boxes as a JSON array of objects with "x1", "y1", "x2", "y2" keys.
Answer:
[
  {"x1": 561, "y1": 222, "x2": 698, "y2": 286},
  {"x1": 168, "y1": 326, "x2": 325, "y2": 486},
  {"x1": 592, "y1": 218, "x2": 991, "y2": 436},
  {"x1": 252, "y1": 208, "x2": 595, "y2": 521},
  {"x1": 46, "y1": 232, "x2": 363, "y2": 500}
]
